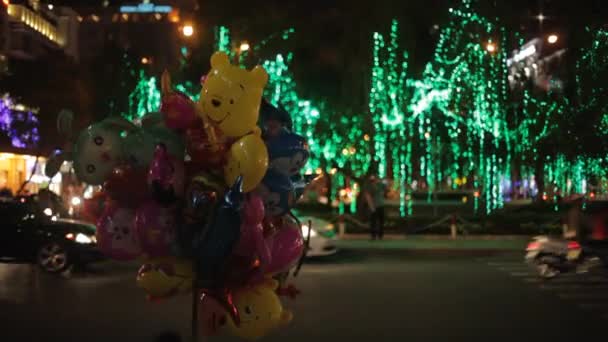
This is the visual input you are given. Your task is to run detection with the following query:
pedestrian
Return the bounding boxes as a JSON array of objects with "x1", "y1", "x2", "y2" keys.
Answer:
[{"x1": 364, "y1": 174, "x2": 386, "y2": 240}]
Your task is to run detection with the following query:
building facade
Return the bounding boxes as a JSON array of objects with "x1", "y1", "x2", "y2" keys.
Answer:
[
  {"x1": 2, "y1": 0, "x2": 79, "y2": 61},
  {"x1": 507, "y1": 36, "x2": 567, "y2": 93},
  {"x1": 76, "y1": 0, "x2": 194, "y2": 74}
]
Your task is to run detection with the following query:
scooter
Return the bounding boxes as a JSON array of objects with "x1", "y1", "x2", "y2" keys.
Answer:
[{"x1": 525, "y1": 236, "x2": 607, "y2": 279}]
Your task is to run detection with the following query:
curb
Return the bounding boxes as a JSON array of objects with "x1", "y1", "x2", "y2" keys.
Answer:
[{"x1": 339, "y1": 234, "x2": 531, "y2": 241}]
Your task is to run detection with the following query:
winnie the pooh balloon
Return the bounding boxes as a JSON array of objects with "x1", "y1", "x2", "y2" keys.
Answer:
[
  {"x1": 199, "y1": 278, "x2": 293, "y2": 340},
  {"x1": 199, "y1": 52, "x2": 268, "y2": 138},
  {"x1": 136, "y1": 256, "x2": 193, "y2": 299},
  {"x1": 224, "y1": 133, "x2": 268, "y2": 192}
]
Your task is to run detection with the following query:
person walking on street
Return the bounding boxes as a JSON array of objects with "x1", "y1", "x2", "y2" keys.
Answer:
[{"x1": 364, "y1": 174, "x2": 386, "y2": 240}]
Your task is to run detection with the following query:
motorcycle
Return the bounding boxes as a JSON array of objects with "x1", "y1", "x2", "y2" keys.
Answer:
[{"x1": 525, "y1": 236, "x2": 608, "y2": 279}]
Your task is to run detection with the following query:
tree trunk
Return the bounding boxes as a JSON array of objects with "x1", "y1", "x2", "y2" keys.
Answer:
[{"x1": 534, "y1": 156, "x2": 545, "y2": 202}]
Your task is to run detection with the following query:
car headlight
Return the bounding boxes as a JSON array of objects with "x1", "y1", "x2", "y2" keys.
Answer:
[
  {"x1": 302, "y1": 225, "x2": 318, "y2": 237},
  {"x1": 74, "y1": 233, "x2": 94, "y2": 244}
]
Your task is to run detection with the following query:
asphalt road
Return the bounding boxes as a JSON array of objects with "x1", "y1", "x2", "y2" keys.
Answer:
[{"x1": 1, "y1": 248, "x2": 608, "y2": 342}]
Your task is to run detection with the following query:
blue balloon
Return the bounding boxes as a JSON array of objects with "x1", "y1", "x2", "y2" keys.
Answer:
[
  {"x1": 194, "y1": 176, "x2": 244, "y2": 288},
  {"x1": 266, "y1": 129, "x2": 310, "y2": 177},
  {"x1": 256, "y1": 169, "x2": 294, "y2": 217},
  {"x1": 260, "y1": 99, "x2": 292, "y2": 131}
]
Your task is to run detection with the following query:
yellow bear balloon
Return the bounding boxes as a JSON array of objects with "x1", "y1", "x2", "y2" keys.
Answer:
[
  {"x1": 224, "y1": 133, "x2": 268, "y2": 192},
  {"x1": 226, "y1": 278, "x2": 293, "y2": 340},
  {"x1": 199, "y1": 51, "x2": 269, "y2": 138},
  {"x1": 136, "y1": 257, "x2": 193, "y2": 299}
]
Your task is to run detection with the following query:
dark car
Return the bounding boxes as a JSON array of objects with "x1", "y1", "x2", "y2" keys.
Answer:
[{"x1": 0, "y1": 198, "x2": 104, "y2": 273}]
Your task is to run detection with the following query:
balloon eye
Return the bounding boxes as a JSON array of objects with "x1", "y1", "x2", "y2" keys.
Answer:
[
  {"x1": 94, "y1": 136, "x2": 104, "y2": 146},
  {"x1": 86, "y1": 164, "x2": 96, "y2": 173},
  {"x1": 244, "y1": 306, "x2": 252, "y2": 315},
  {"x1": 230, "y1": 99, "x2": 234, "y2": 104}
]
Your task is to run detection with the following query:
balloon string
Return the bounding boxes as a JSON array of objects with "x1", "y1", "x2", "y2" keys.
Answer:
[{"x1": 290, "y1": 211, "x2": 310, "y2": 278}]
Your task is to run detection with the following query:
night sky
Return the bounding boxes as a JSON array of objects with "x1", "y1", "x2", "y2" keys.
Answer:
[{"x1": 37, "y1": 0, "x2": 608, "y2": 105}]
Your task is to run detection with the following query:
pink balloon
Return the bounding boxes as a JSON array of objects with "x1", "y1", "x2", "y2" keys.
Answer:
[
  {"x1": 231, "y1": 194, "x2": 271, "y2": 283},
  {"x1": 96, "y1": 204, "x2": 141, "y2": 261},
  {"x1": 161, "y1": 91, "x2": 197, "y2": 130},
  {"x1": 265, "y1": 219, "x2": 304, "y2": 275},
  {"x1": 148, "y1": 144, "x2": 185, "y2": 200},
  {"x1": 135, "y1": 201, "x2": 176, "y2": 257}
]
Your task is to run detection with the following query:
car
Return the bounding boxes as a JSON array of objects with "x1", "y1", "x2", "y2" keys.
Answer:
[
  {"x1": 297, "y1": 215, "x2": 339, "y2": 257},
  {"x1": 0, "y1": 198, "x2": 104, "y2": 273}
]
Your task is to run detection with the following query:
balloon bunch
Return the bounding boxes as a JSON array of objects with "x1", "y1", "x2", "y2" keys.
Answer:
[{"x1": 45, "y1": 52, "x2": 316, "y2": 340}]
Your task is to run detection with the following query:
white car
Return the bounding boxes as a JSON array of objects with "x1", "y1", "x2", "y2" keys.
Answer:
[{"x1": 297, "y1": 216, "x2": 338, "y2": 257}]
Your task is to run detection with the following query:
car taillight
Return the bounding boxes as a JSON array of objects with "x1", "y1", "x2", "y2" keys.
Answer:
[
  {"x1": 567, "y1": 241, "x2": 581, "y2": 250},
  {"x1": 526, "y1": 242, "x2": 540, "y2": 251}
]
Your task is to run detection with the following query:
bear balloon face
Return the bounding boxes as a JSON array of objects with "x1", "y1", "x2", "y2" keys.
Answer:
[
  {"x1": 96, "y1": 206, "x2": 141, "y2": 261},
  {"x1": 73, "y1": 123, "x2": 127, "y2": 185},
  {"x1": 199, "y1": 52, "x2": 269, "y2": 138},
  {"x1": 269, "y1": 150, "x2": 308, "y2": 177},
  {"x1": 203, "y1": 279, "x2": 292, "y2": 340},
  {"x1": 266, "y1": 129, "x2": 310, "y2": 177},
  {"x1": 136, "y1": 257, "x2": 193, "y2": 299}
]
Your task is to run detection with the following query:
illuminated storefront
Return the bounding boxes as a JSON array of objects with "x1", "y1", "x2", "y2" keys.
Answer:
[{"x1": 0, "y1": 152, "x2": 62, "y2": 195}]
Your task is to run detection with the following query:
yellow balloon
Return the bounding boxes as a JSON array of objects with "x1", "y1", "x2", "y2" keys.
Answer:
[
  {"x1": 136, "y1": 256, "x2": 193, "y2": 298},
  {"x1": 224, "y1": 134, "x2": 268, "y2": 192},
  {"x1": 223, "y1": 278, "x2": 293, "y2": 340},
  {"x1": 199, "y1": 51, "x2": 268, "y2": 138}
]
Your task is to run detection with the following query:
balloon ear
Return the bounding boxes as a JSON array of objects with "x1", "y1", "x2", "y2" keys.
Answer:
[
  {"x1": 45, "y1": 149, "x2": 72, "y2": 178},
  {"x1": 250, "y1": 66, "x2": 268, "y2": 87},
  {"x1": 280, "y1": 310, "x2": 293, "y2": 325},
  {"x1": 210, "y1": 52, "x2": 230, "y2": 70},
  {"x1": 161, "y1": 69, "x2": 172, "y2": 96},
  {"x1": 57, "y1": 109, "x2": 74, "y2": 139}
]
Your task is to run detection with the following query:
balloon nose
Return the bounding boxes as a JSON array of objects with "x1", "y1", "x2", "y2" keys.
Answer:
[{"x1": 211, "y1": 99, "x2": 221, "y2": 107}]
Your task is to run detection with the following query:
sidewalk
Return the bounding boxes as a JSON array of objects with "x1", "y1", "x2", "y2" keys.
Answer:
[{"x1": 335, "y1": 234, "x2": 529, "y2": 251}]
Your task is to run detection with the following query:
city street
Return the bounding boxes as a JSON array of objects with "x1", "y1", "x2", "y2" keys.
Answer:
[{"x1": 1, "y1": 245, "x2": 608, "y2": 342}]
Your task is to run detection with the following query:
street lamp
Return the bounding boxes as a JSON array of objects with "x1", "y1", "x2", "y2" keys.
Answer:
[
  {"x1": 535, "y1": 13, "x2": 546, "y2": 23},
  {"x1": 547, "y1": 34, "x2": 558, "y2": 44},
  {"x1": 182, "y1": 24, "x2": 194, "y2": 37},
  {"x1": 485, "y1": 41, "x2": 497, "y2": 53},
  {"x1": 239, "y1": 41, "x2": 250, "y2": 52}
]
